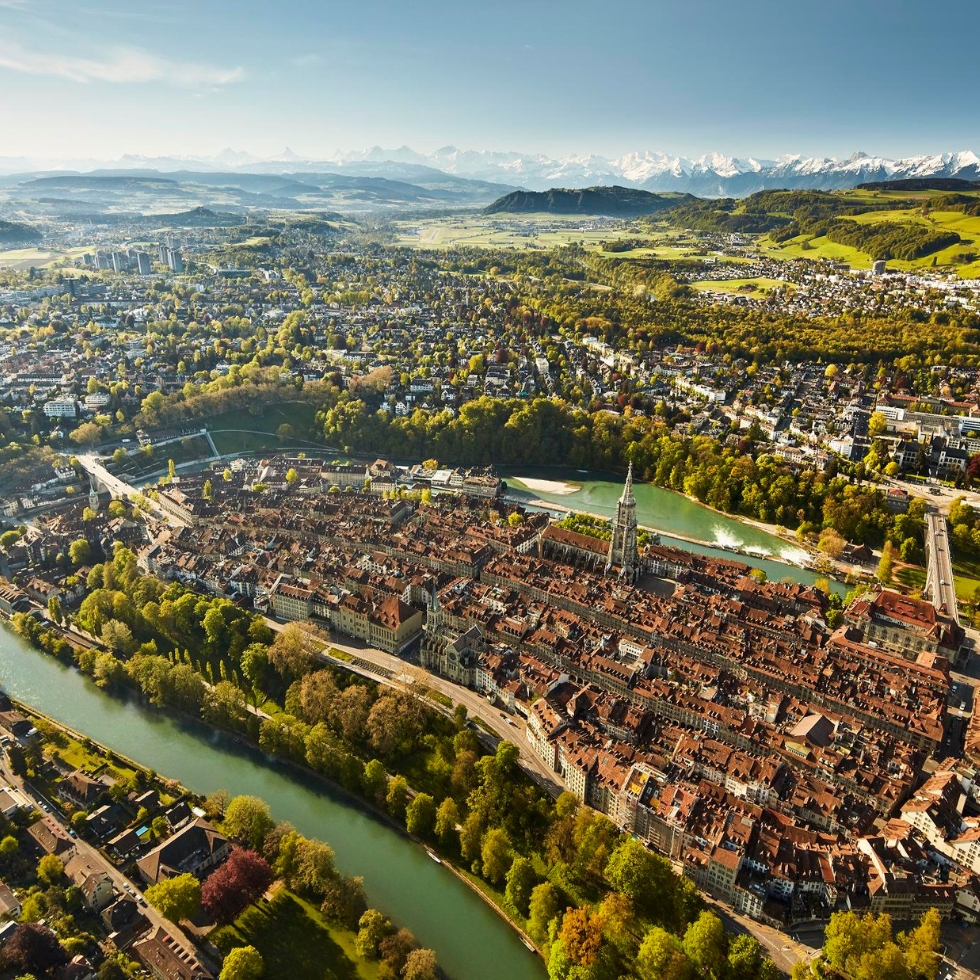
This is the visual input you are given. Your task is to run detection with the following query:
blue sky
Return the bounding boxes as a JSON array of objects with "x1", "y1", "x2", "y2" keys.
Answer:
[{"x1": 1, "y1": 0, "x2": 978, "y2": 162}]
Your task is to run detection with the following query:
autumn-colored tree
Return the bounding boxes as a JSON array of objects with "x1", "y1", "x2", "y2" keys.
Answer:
[
  {"x1": 202, "y1": 849, "x2": 273, "y2": 924},
  {"x1": 559, "y1": 906, "x2": 605, "y2": 967},
  {"x1": 0, "y1": 922, "x2": 67, "y2": 976}
]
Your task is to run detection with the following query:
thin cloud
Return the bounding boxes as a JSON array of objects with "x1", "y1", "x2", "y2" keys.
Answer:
[{"x1": 0, "y1": 39, "x2": 243, "y2": 85}]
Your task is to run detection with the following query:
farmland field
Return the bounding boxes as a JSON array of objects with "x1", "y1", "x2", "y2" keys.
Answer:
[
  {"x1": 759, "y1": 199, "x2": 980, "y2": 278},
  {"x1": 397, "y1": 215, "x2": 729, "y2": 264}
]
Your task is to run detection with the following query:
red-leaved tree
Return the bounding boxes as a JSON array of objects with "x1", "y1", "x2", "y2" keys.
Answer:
[{"x1": 201, "y1": 848, "x2": 273, "y2": 924}]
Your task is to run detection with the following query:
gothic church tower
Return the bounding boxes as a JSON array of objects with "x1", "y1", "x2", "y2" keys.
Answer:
[{"x1": 607, "y1": 462, "x2": 639, "y2": 582}]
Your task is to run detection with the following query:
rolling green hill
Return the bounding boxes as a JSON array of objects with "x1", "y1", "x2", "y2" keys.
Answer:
[
  {"x1": 656, "y1": 187, "x2": 980, "y2": 272},
  {"x1": 485, "y1": 185, "x2": 688, "y2": 218}
]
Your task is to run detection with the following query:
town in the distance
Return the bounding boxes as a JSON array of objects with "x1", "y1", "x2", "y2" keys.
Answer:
[{"x1": 1, "y1": 147, "x2": 980, "y2": 980}]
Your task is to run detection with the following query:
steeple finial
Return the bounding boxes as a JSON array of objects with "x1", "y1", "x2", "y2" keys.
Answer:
[{"x1": 621, "y1": 461, "x2": 634, "y2": 503}]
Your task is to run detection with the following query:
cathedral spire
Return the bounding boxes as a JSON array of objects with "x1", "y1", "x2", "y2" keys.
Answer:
[
  {"x1": 622, "y1": 461, "x2": 635, "y2": 504},
  {"x1": 607, "y1": 463, "x2": 639, "y2": 582}
]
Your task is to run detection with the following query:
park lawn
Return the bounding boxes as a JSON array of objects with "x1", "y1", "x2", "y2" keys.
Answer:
[
  {"x1": 116, "y1": 434, "x2": 213, "y2": 480},
  {"x1": 205, "y1": 402, "x2": 320, "y2": 455},
  {"x1": 895, "y1": 565, "x2": 926, "y2": 591},
  {"x1": 213, "y1": 890, "x2": 379, "y2": 980},
  {"x1": 951, "y1": 553, "x2": 980, "y2": 605}
]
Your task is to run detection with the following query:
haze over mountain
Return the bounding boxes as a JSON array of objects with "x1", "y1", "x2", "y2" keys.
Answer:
[{"x1": 2, "y1": 146, "x2": 979, "y2": 198}]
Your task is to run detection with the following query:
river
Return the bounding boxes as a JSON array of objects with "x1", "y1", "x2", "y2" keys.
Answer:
[
  {"x1": 0, "y1": 628, "x2": 544, "y2": 980},
  {"x1": 503, "y1": 466, "x2": 847, "y2": 594}
]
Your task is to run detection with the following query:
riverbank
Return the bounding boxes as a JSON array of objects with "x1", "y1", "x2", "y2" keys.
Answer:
[
  {"x1": 0, "y1": 623, "x2": 547, "y2": 980},
  {"x1": 0, "y1": 615, "x2": 547, "y2": 972}
]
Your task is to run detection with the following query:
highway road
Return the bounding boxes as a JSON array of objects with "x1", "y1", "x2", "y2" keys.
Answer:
[{"x1": 926, "y1": 507, "x2": 960, "y2": 625}]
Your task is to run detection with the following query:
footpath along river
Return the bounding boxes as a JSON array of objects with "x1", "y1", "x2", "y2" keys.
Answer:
[
  {"x1": 0, "y1": 628, "x2": 545, "y2": 980},
  {"x1": 503, "y1": 466, "x2": 846, "y2": 594}
]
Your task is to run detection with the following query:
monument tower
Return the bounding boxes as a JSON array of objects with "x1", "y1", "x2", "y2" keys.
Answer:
[{"x1": 607, "y1": 462, "x2": 639, "y2": 582}]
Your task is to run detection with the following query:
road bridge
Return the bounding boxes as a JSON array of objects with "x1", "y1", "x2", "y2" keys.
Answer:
[
  {"x1": 924, "y1": 506, "x2": 960, "y2": 625},
  {"x1": 75, "y1": 454, "x2": 190, "y2": 528}
]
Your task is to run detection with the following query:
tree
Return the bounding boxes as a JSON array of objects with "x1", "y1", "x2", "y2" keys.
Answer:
[
  {"x1": 267, "y1": 623, "x2": 318, "y2": 681},
  {"x1": 405, "y1": 793, "x2": 436, "y2": 838},
  {"x1": 1, "y1": 923, "x2": 66, "y2": 976},
  {"x1": 682, "y1": 911, "x2": 725, "y2": 979},
  {"x1": 0, "y1": 528, "x2": 21, "y2": 550},
  {"x1": 386, "y1": 775, "x2": 409, "y2": 820},
  {"x1": 203, "y1": 479, "x2": 213, "y2": 501},
  {"x1": 355, "y1": 908, "x2": 392, "y2": 959},
  {"x1": 71, "y1": 422, "x2": 102, "y2": 446},
  {"x1": 219, "y1": 945, "x2": 265, "y2": 980},
  {"x1": 202, "y1": 849, "x2": 273, "y2": 924},
  {"x1": 604, "y1": 837, "x2": 674, "y2": 921},
  {"x1": 223, "y1": 796, "x2": 274, "y2": 850},
  {"x1": 480, "y1": 827, "x2": 512, "y2": 885},
  {"x1": 637, "y1": 926, "x2": 689, "y2": 980},
  {"x1": 47, "y1": 596, "x2": 62, "y2": 625},
  {"x1": 285, "y1": 467, "x2": 299, "y2": 485},
  {"x1": 0, "y1": 835, "x2": 18, "y2": 862},
  {"x1": 527, "y1": 882, "x2": 563, "y2": 944},
  {"x1": 435, "y1": 797, "x2": 460, "y2": 846},
  {"x1": 459, "y1": 810, "x2": 482, "y2": 864},
  {"x1": 878, "y1": 540, "x2": 895, "y2": 584},
  {"x1": 901, "y1": 909, "x2": 942, "y2": 980},
  {"x1": 379, "y1": 928, "x2": 417, "y2": 975},
  {"x1": 818, "y1": 527, "x2": 847, "y2": 558},
  {"x1": 334, "y1": 684, "x2": 372, "y2": 744},
  {"x1": 68, "y1": 538, "x2": 92, "y2": 566},
  {"x1": 367, "y1": 693, "x2": 420, "y2": 757},
  {"x1": 402, "y1": 948, "x2": 438, "y2": 980},
  {"x1": 145, "y1": 873, "x2": 201, "y2": 923},
  {"x1": 505, "y1": 856, "x2": 538, "y2": 917},
  {"x1": 37, "y1": 853, "x2": 64, "y2": 887},
  {"x1": 869, "y1": 411, "x2": 888, "y2": 438},
  {"x1": 559, "y1": 906, "x2": 604, "y2": 967},
  {"x1": 288, "y1": 837, "x2": 338, "y2": 897},
  {"x1": 101, "y1": 620, "x2": 136, "y2": 655},
  {"x1": 362, "y1": 759, "x2": 388, "y2": 806},
  {"x1": 727, "y1": 934, "x2": 767, "y2": 980},
  {"x1": 321, "y1": 874, "x2": 367, "y2": 930}
]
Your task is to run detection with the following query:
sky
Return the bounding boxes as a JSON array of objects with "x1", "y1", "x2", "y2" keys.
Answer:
[{"x1": 0, "y1": 0, "x2": 978, "y2": 164}]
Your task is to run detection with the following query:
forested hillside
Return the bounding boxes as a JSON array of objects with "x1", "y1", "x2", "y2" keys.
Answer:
[
  {"x1": 0, "y1": 219, "x2": 42, "y2": 246},
  {"x1": 485, "y1": 186, "x2": 684, "y2": 218}
]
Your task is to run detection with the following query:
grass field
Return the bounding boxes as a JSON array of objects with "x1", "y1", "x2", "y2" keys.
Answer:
[
  {"x1": 759, "y1": 200, "x2": 980, "y2": 278},
  {"x1": 213, "y1": 890, "x2": 379, "y2": 980},
  {"x1": 0, "y1": 246, "x2": 94, "y2": 270},
  {"x1": 951, "y1": 553, "x2": 980, "y2": 605},
  {"x1": 691, "y1": 276, "x2": 795, "y2": 299},
  {"x1": 205, "y1": 402, "x2": 321, "y2": 455}
]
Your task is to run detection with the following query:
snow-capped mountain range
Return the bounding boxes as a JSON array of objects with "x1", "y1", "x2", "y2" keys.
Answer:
[
  {"x1": 1, "y1": 146, "x2": 978, "y2": 197},
  {"x1": 338, "y1": 147, "x2": 979, "y2": 196}
]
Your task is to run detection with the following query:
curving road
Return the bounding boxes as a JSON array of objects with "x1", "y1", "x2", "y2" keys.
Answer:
[{"x1": 264, "y1": 618, "x2": 564, "y2": 796}]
